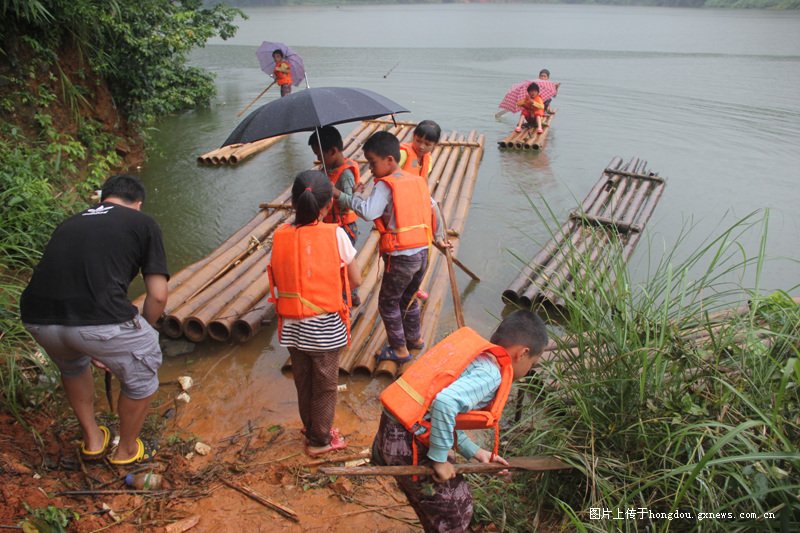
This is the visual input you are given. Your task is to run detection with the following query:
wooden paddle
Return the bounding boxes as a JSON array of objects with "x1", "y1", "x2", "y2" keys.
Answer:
[
  {"x1": 320, "y1": 456, "x2": 570, "y2": 477},
  {"x1": 237, "y1": 81, "x2": 275, "y2": 117}
]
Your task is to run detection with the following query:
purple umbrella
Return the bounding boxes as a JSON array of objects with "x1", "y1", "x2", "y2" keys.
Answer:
[{"x1": 256, "y1": 41, "x2": 305, "y2": 87}]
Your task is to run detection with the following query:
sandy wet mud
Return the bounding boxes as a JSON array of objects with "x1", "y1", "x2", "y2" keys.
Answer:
[{"x1": 0, "y1": 331, "x2": 425, "y2": 531}]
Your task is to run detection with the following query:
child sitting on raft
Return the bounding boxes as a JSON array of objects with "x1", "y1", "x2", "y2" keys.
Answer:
[
  {"x1": 515, "y1": 82, "x2": 546, "y2": 134},
  {"x1": 268, "y1": 170, "x2": 362, "y2": 456},
  {"x1": 399, "y1": 120, "x2": 441, "y2": 179},
  {"x1": 373, "y1": 310, "x2": 549, "y2": 532},
  {"x1": 334, "y1": 131, "x2": 445, "y2": 364}
]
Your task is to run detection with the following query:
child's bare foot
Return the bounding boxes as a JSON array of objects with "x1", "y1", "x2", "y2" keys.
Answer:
[{"x1": 305, "y1": 429, "x2": 346, "y2": 457}]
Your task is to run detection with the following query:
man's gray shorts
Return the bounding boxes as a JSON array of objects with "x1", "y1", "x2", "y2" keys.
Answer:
[{"x1": 24, "y1": 316, "x2": 162, "y2": 400}]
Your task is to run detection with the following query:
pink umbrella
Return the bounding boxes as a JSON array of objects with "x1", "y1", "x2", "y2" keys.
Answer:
[{"x1": 498, "y1": 79, "x2": 558, "y2": 113}]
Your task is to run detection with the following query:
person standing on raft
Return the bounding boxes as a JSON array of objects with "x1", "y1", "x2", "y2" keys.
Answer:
[
  {"x1": 269, "y1": 171, "x2": 362, "y2": 456},
  {"x1": 308, "y1": 126, "x2": 363, "y2": 306},
  {"x1": 399, "y1": 120, "x2": 441, "y2": 179},
  {"x1": 272, "y1": 49, "x2": 293, "y2": 97},
  {"x1": 373, "y1": 310, "x2": 549, "y2": 532},
  {"x1": 334, "y1": 132, "x2": 446, "y2": 364}
]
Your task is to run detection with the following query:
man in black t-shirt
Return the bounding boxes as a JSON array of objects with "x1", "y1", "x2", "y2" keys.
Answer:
[{"x1": 21, "y1": 175, "x2": 169, "y2": 464}]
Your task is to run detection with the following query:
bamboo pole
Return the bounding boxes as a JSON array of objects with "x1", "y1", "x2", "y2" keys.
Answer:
[
  {"x1": 237, "y1": 81, "x2": 275, "y2": 118},
  {"x1": 231, "y1": 304, "x2": 275, "y2": 344}
]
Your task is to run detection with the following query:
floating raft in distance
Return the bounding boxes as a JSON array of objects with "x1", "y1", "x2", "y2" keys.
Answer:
[
  {"x1": 503, "y1": 156, "x2": 666, "y2": 309},
  {"x1": 137, "y1": 120, "x2": 486, "y2": 380},
  {"x1": 497, "y1": 112, "x2": 554, "y2": 150},
  {"x1": 197, "y1": 135, "x2": 287, "y2": 166}
]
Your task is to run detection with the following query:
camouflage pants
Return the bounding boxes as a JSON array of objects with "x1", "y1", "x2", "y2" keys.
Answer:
[
  {"x1": 378, "y1": 249, "x2": 428, "y2": 350},
  {"x1": 372, "y1": 412, "x2": 473, "y2": 533}
]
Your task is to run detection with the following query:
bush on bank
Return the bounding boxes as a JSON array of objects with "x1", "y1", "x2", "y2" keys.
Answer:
[{"x1": 473, "y1": 211, "x2": 800, "y2": 531}]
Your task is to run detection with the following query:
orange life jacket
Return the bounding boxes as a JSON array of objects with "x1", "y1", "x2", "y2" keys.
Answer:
[
  {"x1": 379, "y1": 327, "x2": 514, "y2": 464},
  {"x1": 400, "y1": 142, "x2": 431, "y2": 179},
  {"x1": 373, "y1": 170, "x2": 433, "y2": 254},
  {"x1": 274, "y1": 60, "x2": 292, "y2": 86},
  {"x1": 323, "y1": 159, "x2": 360, "y2": 232},
  {"x1": 267, "y1": 222, "x2": 350, "y2": 342}
]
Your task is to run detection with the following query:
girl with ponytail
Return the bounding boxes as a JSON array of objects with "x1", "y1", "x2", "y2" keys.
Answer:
[{"x1": 268, "y1": 170, "x2": 361, "y2": 456}]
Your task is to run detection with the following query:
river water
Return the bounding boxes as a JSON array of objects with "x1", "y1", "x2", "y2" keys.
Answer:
[{"x1": 139, "y1": 5, "x2": 800, "y2": 436}]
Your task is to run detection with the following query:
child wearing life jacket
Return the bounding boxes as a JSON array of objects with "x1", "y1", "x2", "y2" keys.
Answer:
[
  {"x1": 399, "y1": 120, "x2": 442, "y2": 179},
  {"x1": 373, "y1": 310, "x2": 548, "y2": 532},
  {"x1": 334, "y1": 131, "x2": 445, "y2": 364},
  {"x1": 308, "y1": 126, "x2": 360, "y2": 246},
  {"x1": 272, "y1": 49, "x2": 293, "y2": 97},
  {"x1": 514, "y1": 82, "x2": 546, "y2": 134},
  {"x1": 268, "y1": 170, "x2": 362, "y2": 457}
]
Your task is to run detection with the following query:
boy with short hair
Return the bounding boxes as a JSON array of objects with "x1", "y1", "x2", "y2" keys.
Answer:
[
  {"x1": 308, "y1": 126, "x2": 360, "y2": 245},
  {"x1": 515, "y1": 82, "x2": 546, "y2": 134},
  {"x1": 399, "y1": 120, "x2": 442, "y2": 179},
  {"x1": 373, "y1": 310, "x2": 549, "y2": 532},
  {"x1": 335, "y1": 131, "x2": 445, "y2": 363},
  {"x1": 272, "y1": 49, "x2": 292, "y2": 97}
]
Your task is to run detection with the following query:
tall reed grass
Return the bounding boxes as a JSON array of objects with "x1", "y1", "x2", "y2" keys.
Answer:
[{"x1": 474, "y1": 207, "x2": 799, "y2": 532}]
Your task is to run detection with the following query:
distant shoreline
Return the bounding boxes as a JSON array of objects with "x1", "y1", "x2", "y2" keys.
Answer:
[{"x1": 223, "y1": 0, "x2": 800, "y2": 11}]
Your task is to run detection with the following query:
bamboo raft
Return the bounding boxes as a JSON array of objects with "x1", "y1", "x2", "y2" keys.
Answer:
[
  {"x1": 197, "y1": 135, "x2": 287, "y2": 166},
  {"x1": 497, "y1": 112, "x2": 554, "y2": 150},
  {"x1": 138, "y1": 120, "x2": 486, "y2": 379},
  {"x1": 503, "y1": 156, "x2": 666, "y2": 309}
]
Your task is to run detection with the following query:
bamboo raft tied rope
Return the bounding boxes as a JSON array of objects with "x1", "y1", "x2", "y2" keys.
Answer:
[{"x1": 502, "y1": 156, "x2": 666, "y2": 308}]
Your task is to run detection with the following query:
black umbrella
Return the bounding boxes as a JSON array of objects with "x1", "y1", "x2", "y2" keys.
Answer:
[{"x1": 222, "y1": 86, "x2": 410, "y2": 147}]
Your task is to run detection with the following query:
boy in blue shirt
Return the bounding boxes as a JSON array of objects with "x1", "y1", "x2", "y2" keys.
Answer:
[{"x1": 372, "y1": 310, "x2": 548, "y2": 532}]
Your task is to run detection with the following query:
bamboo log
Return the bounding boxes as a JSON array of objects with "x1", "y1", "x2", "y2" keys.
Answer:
[
  {"x1": 527, "y1": 113, "x2": 554, "y2": 150},
  {"x1": 320, "y1": 456, "x2": 570, "y2": 476},
  {"x1": 135, "y1": 187, "x2": 292, "y2": 314},
  {"x1": 163, "y1": 207, "x2": 289, "y2": 313},
  {"x1": 183, "y1": 246, "x2": 272, "y2": 342},
  {"x1": 228, "y1": 136, "x2": 286, "y2": 164},
  {"x1": 161, "y1": 246, "x2": 269, "y2": 338},
  {"x1": 208, "y1": 254, "x2": 272, "y2": 341},
  {"x1": 231, "y1": 303, "x2": 275, "y2": 344}
]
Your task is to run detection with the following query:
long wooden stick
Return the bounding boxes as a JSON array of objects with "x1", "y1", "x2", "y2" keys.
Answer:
[
  {"x1": 433, "y1": 241, "x2": 480, "y2": 281},
  {"x1": 321, "y1": 456, "x2": 570, "y2": 476},
  {"x1": 237, "y1": 81, "x2": 275, "y2": 117},
  {"x1": 438, "y1": 211, "x2": 464, "y2": 328},
  {"x1": 220, "y1": 478, "x2": 299, "y2": 522}
]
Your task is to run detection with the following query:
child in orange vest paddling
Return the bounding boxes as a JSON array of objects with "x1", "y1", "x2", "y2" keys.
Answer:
[
  {"x1": 272, "y1": 49, "x2": 293, "y2": 97},
  {"x1": 334, "y1": 132, "x2": 445, "y2": 363},
  {"x1": 399, "y1": 120, "x2": 441, "y2": 179},
  {"x1": 373, "y1": 310, "x2": 548, "y2": 532},
  {"x1": 268, "y1": 170, "x2": 362, "y2": 456}
]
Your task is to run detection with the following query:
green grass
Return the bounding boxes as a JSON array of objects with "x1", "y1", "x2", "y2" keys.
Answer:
[{"x1": 473, "y1": 207, "x2": 800, "y2": 531}]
